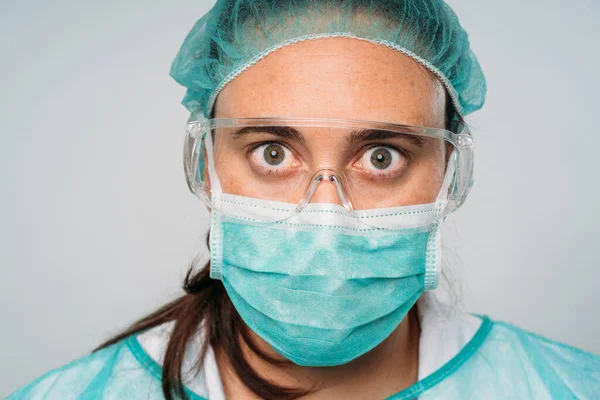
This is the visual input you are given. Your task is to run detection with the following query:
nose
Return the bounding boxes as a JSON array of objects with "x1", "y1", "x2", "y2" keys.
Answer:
[
  {"x1": 298, "y1": 170, "x2": 353, "y2": 211},
  {"x1": 310, "y1": 177, "x2": 344, "y2": 206}
]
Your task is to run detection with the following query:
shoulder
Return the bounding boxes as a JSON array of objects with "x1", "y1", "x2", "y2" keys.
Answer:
[
  {"x1": 475, "y1": 318, "x2": 600, "y2": 398},
  {"x1": 488, "y1": 319, "x2": 600, "y2": 364},
  {"x1": 7, "y1": 336, "x2": 163, "y2": 400}
]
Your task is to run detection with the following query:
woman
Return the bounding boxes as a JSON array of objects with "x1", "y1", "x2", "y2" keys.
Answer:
[{"x1": 9, "y1": 0, "x2": 599, "y2": 399}]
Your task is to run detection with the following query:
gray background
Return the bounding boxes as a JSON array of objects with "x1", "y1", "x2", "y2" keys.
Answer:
[{"x1": 1, "y1": 0, "x2": 599, "y2": 396}]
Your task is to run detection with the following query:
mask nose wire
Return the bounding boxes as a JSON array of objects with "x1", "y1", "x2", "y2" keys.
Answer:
[{"x1": 296, "y1": 169, "x2": 354, "y2": 213}]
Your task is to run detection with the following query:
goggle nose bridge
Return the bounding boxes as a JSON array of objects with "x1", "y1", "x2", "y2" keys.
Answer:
[{"x1": 296, "y1": 169, "x2": 354, "y2": 212}]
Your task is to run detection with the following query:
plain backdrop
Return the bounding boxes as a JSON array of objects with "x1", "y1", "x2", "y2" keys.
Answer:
[{"x1": 1, "y1": 0, "x2": 599, "y2": 396}]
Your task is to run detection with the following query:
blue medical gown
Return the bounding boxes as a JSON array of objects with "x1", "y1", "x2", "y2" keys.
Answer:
[{"x1": 8, "y1": 317, "x2": 600, "y2": 399}]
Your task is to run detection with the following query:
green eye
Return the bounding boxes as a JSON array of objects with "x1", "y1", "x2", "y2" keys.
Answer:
[
  {"x1": 249, "y1": 142, "x2": 300, "y2": 177},
  {"x1": 356, "y1": 145, "x2": 408, "y2": 179},
  {"x1": 370, "y1": 148, "x2": 392, "y2": 170},
  {"x1": 263, "y1": 144, "x2": 286, "y2": 165}
]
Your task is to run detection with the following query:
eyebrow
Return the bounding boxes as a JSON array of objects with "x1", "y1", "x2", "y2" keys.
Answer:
[
  {"x1": 231, "y1": 126, "x2": 305, "y2": 143},
  {"x1": 348, "y1": 129, "x2": 425, "y2": 147},
  {"x1": 231, "y1": 126, "x2": 425, "y2": 147}
]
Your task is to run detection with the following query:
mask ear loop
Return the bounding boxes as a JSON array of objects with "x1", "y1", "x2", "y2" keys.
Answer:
[
  {"x1": 203, "y1": 127, "x2": 226, "y2": 280},
  {"x1": 424, "y1": 149, "x2": 458, "y2": 291}
]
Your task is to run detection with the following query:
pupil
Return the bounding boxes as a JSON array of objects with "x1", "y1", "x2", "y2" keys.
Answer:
[
  {"x1": 263, "y1": 144, "x2": 285, "y2": 166},
  {"x1": 370, "y1": 148, "x2": 392, "y2": 170}
]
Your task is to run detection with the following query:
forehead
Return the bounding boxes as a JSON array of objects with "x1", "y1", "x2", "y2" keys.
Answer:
[{"x1": 214, "y1": 37, "x2": 446, "y2": 128}]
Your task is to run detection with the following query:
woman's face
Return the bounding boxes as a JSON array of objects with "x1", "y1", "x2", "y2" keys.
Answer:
[{"x1": 209, "y1": 38, "x2": 449, "y2": 209}]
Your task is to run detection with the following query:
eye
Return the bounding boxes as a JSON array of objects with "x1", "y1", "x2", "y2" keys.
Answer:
[
  {"x1": 248, "y1": 142, "x2": 300, "y2": 175},
  {"x1": 263, "y1": 143, "x2": 286, "y2": 165},
  {"x1": 370, "y1": 148, "x2": 393, "y2": 170},
  {"x1": 355, "y1": 146, "x2": 407, "y2": 177}
]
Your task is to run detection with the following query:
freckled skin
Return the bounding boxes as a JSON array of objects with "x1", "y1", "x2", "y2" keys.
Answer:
[{"x1": 208, "y1": 38, "x2": 448, "y2": 399}]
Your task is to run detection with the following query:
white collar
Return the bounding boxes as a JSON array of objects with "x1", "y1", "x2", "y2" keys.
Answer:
[
  {"x1": 137, "y1": 292, "x2": 481, "y2": 399},
  {"x1": 416, "y1": 292, "x2": 482, "y2": 379}
]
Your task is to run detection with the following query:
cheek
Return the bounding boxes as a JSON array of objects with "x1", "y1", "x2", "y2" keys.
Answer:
[
  {"x1": 413, "y1": 151, "x2": 448, "y2": 204},
  {"x1": 202, "y1": 147, "x2": 249, "y2": 197},
  {"x1": 206, "y1": 135, "x2": 259, "y2": 197},
  {"x1": 414, "y1": 159, "x2": 446, "y2": 203},
  {"x1": 385, "y1": 150, "x2": 447, "y2": 208},
  {"x1": 213, "y1": 154, "x2": 252, "y2": 196},
  {"x1": 213, "y1": 151, "x2": 292, "y2": 199}
]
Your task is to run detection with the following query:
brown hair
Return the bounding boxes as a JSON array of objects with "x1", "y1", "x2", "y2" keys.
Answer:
[
  {"x1": 95, "y1": 93, "x2": 463, "y2": 399},
  {"x1": 95, "y1": 234, "x2": 309, "y2": 399}
]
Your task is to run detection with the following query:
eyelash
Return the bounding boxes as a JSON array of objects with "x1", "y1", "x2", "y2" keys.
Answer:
[
  {"x1": 246, "y1": 140, "x2": 290, "y2": 154},
  {"x1": 363, "y1": 143, "x2": 409, "y2": 160},
  {"x1": 357, "y1": 144, "x2": 410, "y2": 178}
]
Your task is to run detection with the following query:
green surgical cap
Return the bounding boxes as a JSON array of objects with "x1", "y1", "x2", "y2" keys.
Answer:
[{"x1": 170, "y1": 0, "x2": 487, "y2": 118}]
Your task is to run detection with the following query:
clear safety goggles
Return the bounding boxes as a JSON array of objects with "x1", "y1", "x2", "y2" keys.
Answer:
[{"x1": 183, "y1": 112, "x2": 474, "y2": 222}]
